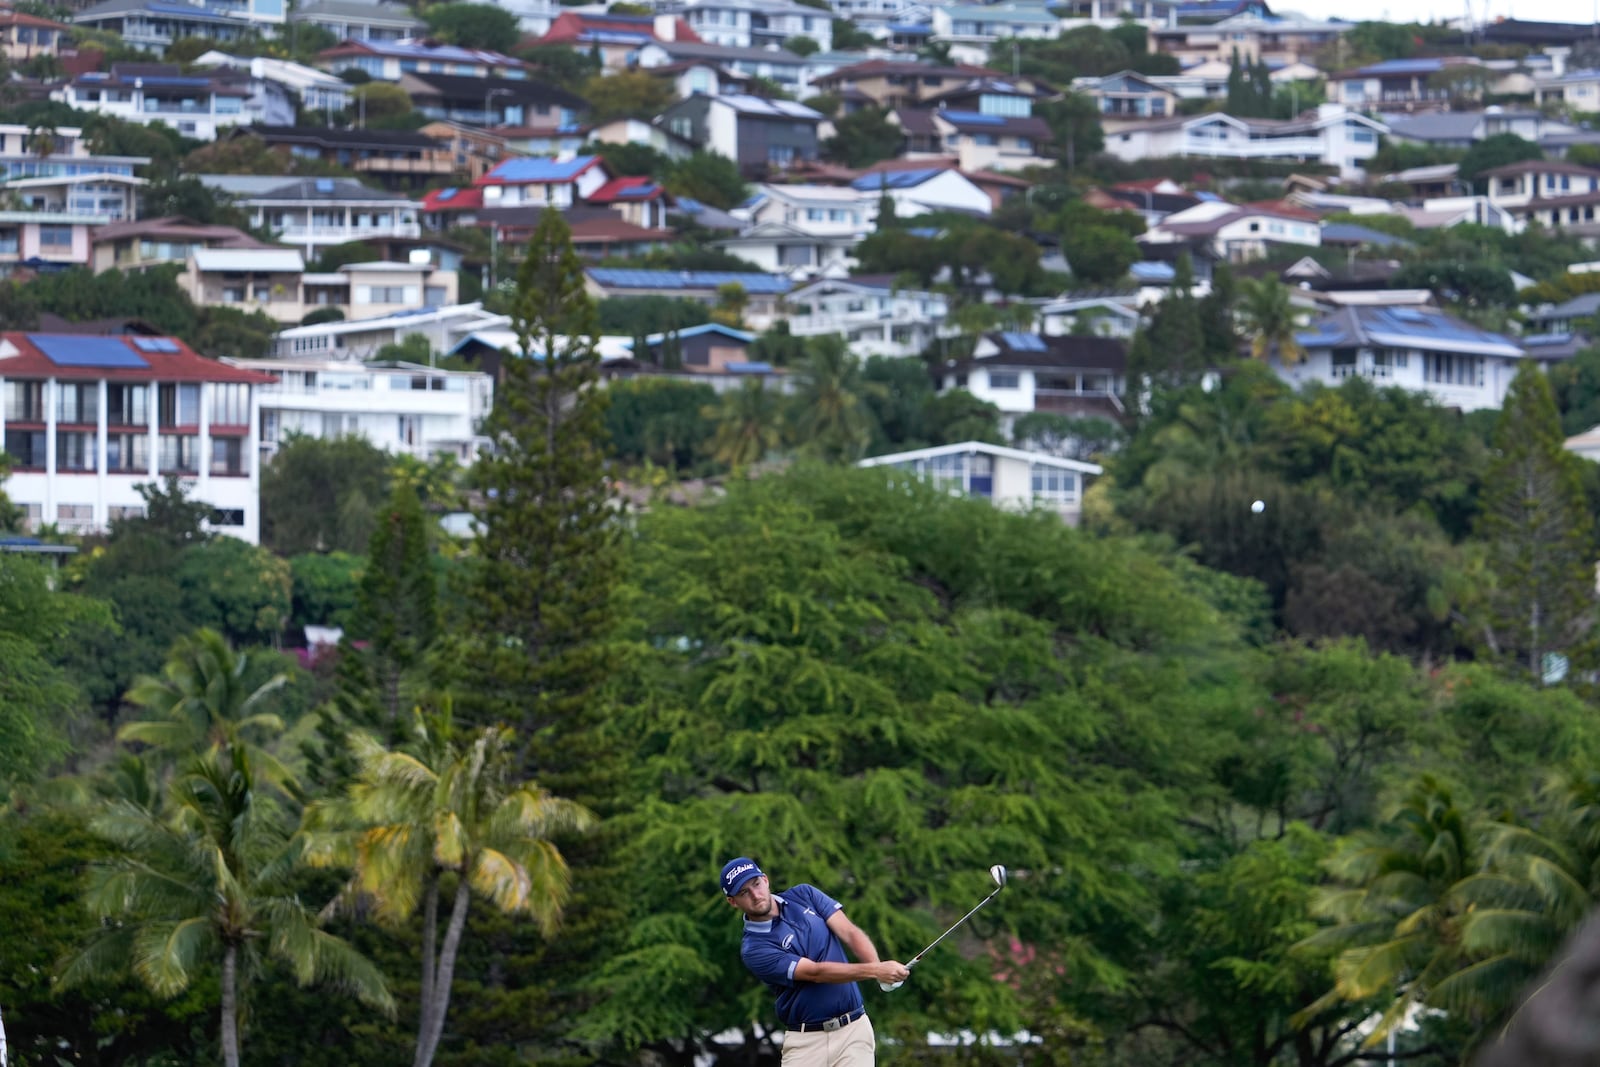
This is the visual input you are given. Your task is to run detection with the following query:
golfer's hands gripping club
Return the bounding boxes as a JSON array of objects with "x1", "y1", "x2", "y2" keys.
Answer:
[{"x1": 876, "y1": 960, "x2": 912, "y2": 992}]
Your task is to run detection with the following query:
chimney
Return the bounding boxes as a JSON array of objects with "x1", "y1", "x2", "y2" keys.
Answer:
[{"x1": 655, "y1": 14, "x2": 677, "y2": 41}]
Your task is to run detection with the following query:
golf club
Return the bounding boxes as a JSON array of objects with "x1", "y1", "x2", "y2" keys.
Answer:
[{"x1": 879, "y1": 864, "x2": 1007, "y2": 991}]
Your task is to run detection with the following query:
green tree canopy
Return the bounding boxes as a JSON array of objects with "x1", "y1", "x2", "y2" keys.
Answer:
[{"x1": 422, "y1": 2, "x2": 521, "y2": 51}]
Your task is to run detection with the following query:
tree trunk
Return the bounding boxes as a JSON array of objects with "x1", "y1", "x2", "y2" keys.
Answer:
[
  {"x1": 416, "y1": 877, "x2": 472, "y2": 1067},
  {"x1": 412, "y1": 876, "x2": 439, "y2": 1067},
  {"x1": 220, "y1": 943, "x2": 241, "y2": 1067}
]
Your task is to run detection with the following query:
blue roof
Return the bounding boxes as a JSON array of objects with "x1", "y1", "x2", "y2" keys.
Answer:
[
  {"x1": 887, "y1": 22, "x2": 932, "y2": 32},
  {"x1": 637, "y1": 323, "x2": 756, "y2": 345},
  {"x1": 1130, "y1": 261, "x2": 1176, "y2": 282},
  {"x1": 485, "y1": 155, "x2": 598, "y2": 183},
  {"x1": 1320, "y1": 222, "x2": 1415, "y2": 249},
  {"x1": 130, "y1": 337, "x2": 179, "y2": 353},
  {"x1": 999, "y1": 331, "x2": 1047, "y2": 351},
  {"x1": 851, "y1": 167, "x2": 943, "y2": 190},
  {"x1": 726, "y1": 361, "x2": 774, "y2": 373},
  {"x1": 587, "y1": 268, "x2": 792, "y2": 294},
  {"x1": 341, "y1": 40, "x2": 516, "y2": 63},
  {"x1": 1296, "y1": 306, "x2": 1522, "y2": 356},
  {"x1": 28, "y1": 334, "x2": 149, "y2": 369},
  {"x1": 580, "y1": 29, "x2": 652, "y2": 43},
  {"x1": 940, "y1": 109, "x2": 1006, "y2": 127},
  {"x1": 1348, "y1": 58, "x2": 1448, "y2": 76}
]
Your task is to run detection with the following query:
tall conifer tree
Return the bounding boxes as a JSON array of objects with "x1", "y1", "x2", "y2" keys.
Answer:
[
  {"x1": 1473, "y1": 363, "x2": 1597, "y2": 681},
  {"x1": 461, "y1": 207, "x2": 621, "y2": 788},
  {"x1": 353, "y1": 481, "x2": 438, "y2": 722}
]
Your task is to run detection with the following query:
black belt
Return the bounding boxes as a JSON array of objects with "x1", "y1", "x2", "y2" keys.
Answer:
[{"x1": 789, "y1": 1008, "x2": 864, "y2": 1033}]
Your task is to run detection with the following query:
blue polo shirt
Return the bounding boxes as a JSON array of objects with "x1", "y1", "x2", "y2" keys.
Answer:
[{"x1": 740, "y1": 884, "x2": 865, "y2": 1028}]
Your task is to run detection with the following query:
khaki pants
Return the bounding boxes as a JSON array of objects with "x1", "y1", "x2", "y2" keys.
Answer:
[{"x1": 782, "y1": 1013, "x2": 875, "y2": 1067}]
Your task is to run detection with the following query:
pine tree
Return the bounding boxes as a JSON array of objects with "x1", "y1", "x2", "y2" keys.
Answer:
[
  {"x1": 1473, "y1": 364, "x2": 1597, "y2": 682},
  {"x1": 1226, "y1": 48, "x2": 1246, "y2": 115},
  {"x1": 351, "y1": 481, "x2": 437, "y2": 722},
  {"x1": 460, "y1": 207, "x2": 622, "y2": 789}
]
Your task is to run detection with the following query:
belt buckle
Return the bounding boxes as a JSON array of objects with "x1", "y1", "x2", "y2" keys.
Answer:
[{"x1": 823, "y1": 1014, "x2": 844, "y2": 1032}]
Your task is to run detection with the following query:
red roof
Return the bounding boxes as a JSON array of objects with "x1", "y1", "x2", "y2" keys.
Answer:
[
  {"x1": 533, "y1": 11, "x2": 699, "y2": 46},
  {"x1": 0, "y1": 9, "x2": 69, "y2": 29},
  {"x1": 0, "y1": 333, "x2": 277, "y2": 385},
  {"x1": 422, "y1": 186, "x2": 485, "y2": 212},
  {"x1": 586, "y1": 175, "x2": 664, "y2": 203}
]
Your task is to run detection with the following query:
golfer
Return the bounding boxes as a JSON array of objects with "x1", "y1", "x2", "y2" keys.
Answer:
[{"x1": 722, "y1": 857, "x2": 909, "y2": 1067}]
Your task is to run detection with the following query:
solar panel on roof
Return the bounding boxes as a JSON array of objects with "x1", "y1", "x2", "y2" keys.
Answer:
[
  {"x1": 129, "y1": 337, "x2": 178, "y2": 352},
  {"x1": 437, "y1": 187, "x2": 457, "y2": 201},
  {"x1": 315, "y1": 179, "x2": 335, "y2": 192},
  {"x1": 1000, "y1": 331, "x2": 1046, "y2": 351},
  {"x1": 29, "y1": 335, "x2": 148, "y2": 369}
]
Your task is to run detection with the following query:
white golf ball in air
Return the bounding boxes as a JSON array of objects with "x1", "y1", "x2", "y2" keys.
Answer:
[{"x1": 1251, "y1": 500, "x2": 1265, "y2": 514}]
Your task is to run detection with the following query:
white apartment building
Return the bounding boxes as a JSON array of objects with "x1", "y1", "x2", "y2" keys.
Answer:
[
  {"x1": 783, "y1": 277, "x2": 951, "y2": 358},
  {"x1": 672, "y1": 0, "x2": 833, "y2": 51},
  {"x1": 230, "y1": 358, "x2": 492, "y2": 462},
  {"x1": 1102, "y1": 104, "x2": 1388, "y2": 179},
  {"x1": 53, "y1": 64, "x2": 256, "y2": 142},
  {"x1": 1, "y1": 333, "x2": 273, "y2": 543},
  {"x1": 859, "y1": 441, "x2": 1102, "y2": 525},
  {"x1": 737, "y1": 184, "x2": 872, "y2": 233},
  {"x1": 198, "y1": 175, "x2": 423, "y2": 257}
]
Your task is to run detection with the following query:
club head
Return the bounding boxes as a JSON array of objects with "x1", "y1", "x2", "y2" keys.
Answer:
[{"x1": 990, "y1": 864, "x2": 1007, "y2": 889}]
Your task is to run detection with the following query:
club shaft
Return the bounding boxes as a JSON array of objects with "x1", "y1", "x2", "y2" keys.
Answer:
[{"x1": 909, "y1": 887, "x2": 1002, "y2": 966}]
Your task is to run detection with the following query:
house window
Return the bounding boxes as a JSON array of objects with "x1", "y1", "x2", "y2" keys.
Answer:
[
  {"x1": 3, "y1": 380, "x2": 43, "y2": 420},
  {"x1": 158, "y1": 433, "x2": 199, "y2": 473},
  {"x1": 107, "y1": 432, "x2": 149, "y2": 472},
  {"x1": 212, "y1": 383, "x2": 249, "y2": 426},
  {"x1": 57, "y1": 503, "x2": 93, "y2": 524},
  {"x1": 988, "y1": 372, "x2": 1019, "y2": 388},
  {"x1": 39, "y1": 224, "x2": 72, "y2": 249},
  {"x1": 1331, "y1": 347, "x2": 1357, "y2": 378},
  {"x1": 670, "y1": 116, "x2": 693, "y2": 139},
  {"x1": 1423, "y1": 353, "x2": 1483, "y2": 387},
  {"x1": 56, "y1": 382, "x2": 95, "y2": 424},
  {"x1": 3, "y1": 428, "x2": 44, "y2": 467},
  {"x1": 1030, "y1": 464, "x2": 1078, "y2": 502},
  {"x1": 210, "y1": 436, "x2": 244, "y2": 476},
  {"x1": 108, "y1": 385, "x2": 150, "y2": 428},
  {"x1": 158, "y1": 383, "x2": 201, "y2": 426},
  {"x1": 768, "y1": 145, "x2": 797, "y2": 166},
  {"x1": 108, "y1": 504, "x2": 146, "y2": 521},
  {"x1": 971, "y1": 133, "x2": 997, "y2": 146},
  {"x1": 56, "y1": 430, "x2": 95, "y2": 472},
  {"x1": 398, "y1": 414, "x2": 420, "y2": 446},
  {"x1": 209, "y1": 508, "x2": 245, "y2": 527}
]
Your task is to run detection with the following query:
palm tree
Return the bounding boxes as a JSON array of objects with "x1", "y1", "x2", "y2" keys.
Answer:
[
  {"x1": 61, "y1": 746, "x2": 393, "y2": 1067},
  {"x1": 706, "y1": 379, "x2": 785, "y2": 471},
  {"x1": 118, "y1": 628, "x2": 294, "y2": 786},
  {"x1": 1238, "y1": 276, "x2": 1304, "y2": 365},
  {"x1": 1294, "y1": 777, "x2": 1503, "y2": 1046},
  {"x1": 303, "y1": 712, "x2": 594, "y2": 1067},
  {"x1": 790, "y1": 335, "x2": 875, "y2": 462}
]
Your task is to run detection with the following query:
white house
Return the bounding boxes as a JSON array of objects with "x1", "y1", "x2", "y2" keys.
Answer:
[
  {"x1": 942, "y1": 331, "x2": 1128, "y2": 425},
  {"x1": 271, "y1": 302, "x2": 506, "y2": 361},
  {"x1": 477, "y1": 155, "x2": 610, "y2": 210},
  {"x1": 849, "y1": 165, "x2": 992, "y2": 216},
  {"x1": 1481, "y1": 159, "x2": 1600, "y2": 210},
  {"x1": 737, "y1": 184, "x2": 872, "y2": 233},
  {"x1": 1101, "y1": 105, "x2": 1388, "y2": 179},
  {"x1": 1036, "y1": 295, "x2": 1140, "y2": 339},
  {"x1": 193, "y1": 51, "x2": 353, "y2": 118},
  {"x1": 0, "y1": 173, "x2": 144, "y2": 221},
  {"x1": 783, "y1": 276, "x2": 952, "y2": 357},
  {"x1": 858, "y1": 440, "x2": 1103, "y2": 525},
  {"x1": 53, "y1": 64, "x2": 257, "y2": 141},
  {"x1": 180, "y1": 251, "x2": 458, "y2": 324},
  {"x1": 1284, "y1": 305, "x2": 1526, "y2": 412},
  {"x1": 0, "y1": 332, "x2": 274, "y2": 542},
  {"x1": 1144, "y1": 200, "x2": 1321, "y2": 262},
  {"x1": 674, "y1": 0, "x2": 833, "y2": 51},
  {"x1": 198, "y1": 175, "x2": 423, "y2": 257},
  {"x1": 229, "y1": 357, "x2": 492, "y2": 462},
  {"x1": 929, "y1": 3, "x2": 1062, "y2": 46}
]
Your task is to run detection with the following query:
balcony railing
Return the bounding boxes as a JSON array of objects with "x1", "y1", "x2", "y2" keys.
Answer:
[{"x1": 352, "y1": 157, "x2": 453, "y2": 175}]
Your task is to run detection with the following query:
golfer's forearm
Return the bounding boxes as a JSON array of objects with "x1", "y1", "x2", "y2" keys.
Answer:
[
  {"x1": 793, "y1": 960, "x2": 882, "y2": 983},
  {"x1": 839, "y1": 927, "x2": 881, "y2": 964}
]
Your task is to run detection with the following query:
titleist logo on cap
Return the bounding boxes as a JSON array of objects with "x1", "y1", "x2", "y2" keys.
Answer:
[{"x1": 725, "y1": 862, "x2": 756, "y2": 887}]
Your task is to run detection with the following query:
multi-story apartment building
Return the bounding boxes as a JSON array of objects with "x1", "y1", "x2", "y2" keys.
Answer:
[
  {"x1": 1101, "y1": 104, "x2": 1388, "y2": 178},
  {"x1": 1150, "y1": 13, "x2": 1349, "y2": 65},
  {"x1": 929, "y1": 3, "x2": 1061, "y2": 46},
  {"x1": 0, "y1": 332, "x2": 275, "y2": 542},
  {"x1": 0, "y1": 125, "x2": 147, "y2": 185},
  {"x1": 180, "y1": 251, "x2": 457, "y2": 324},
  {"x1": 783, "y1": 276, "x2": 951, "y2": 358},
  {"x1": 317, "y1": 39, "x2": 529, "y2": 81},
  {"x1": 1, "y1": 174, "x2": 143, "y2": 221},
  {"x1": 229, "y1": 357, "x2": 492, "y2": 462},
  {"x1": 73, "y1": 0, "x2": 284, "y2": 53},
  {"x1": 197, "y1": 175, "x2": 423, "y2": 256},
  {"x1": 670, "y1": 0, "x2": 832, "y2": 51},
  {"x1": 192, "y1": 52, "x2": 352, "y2": 120},
  {"x1": 233, "y1": 126, "x2": 454, "y2": 188},
  {"x1": 54, "y1": 63, "x2": 256, "y2": 142}
]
